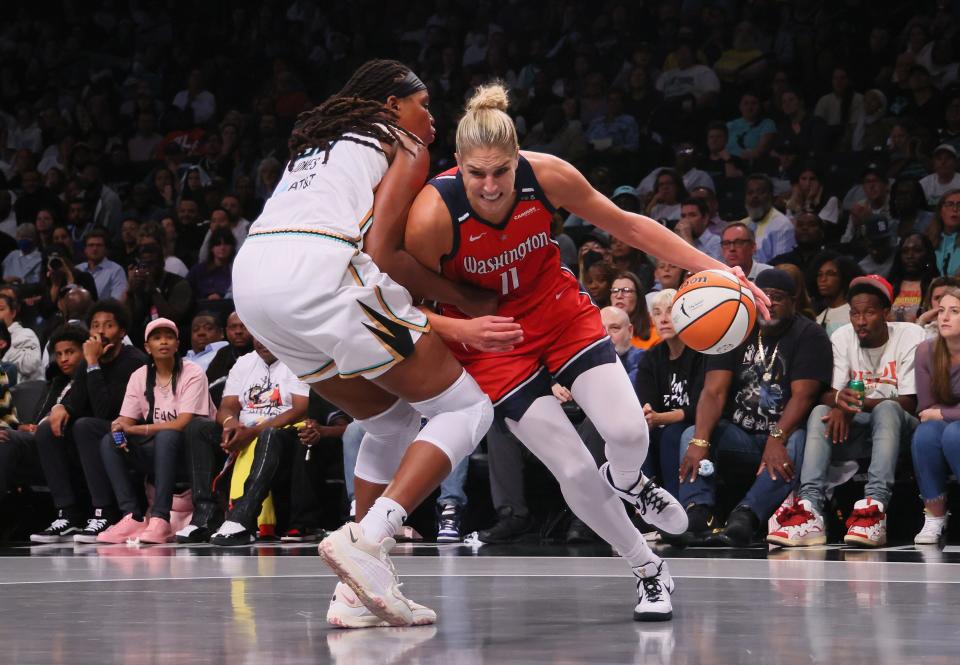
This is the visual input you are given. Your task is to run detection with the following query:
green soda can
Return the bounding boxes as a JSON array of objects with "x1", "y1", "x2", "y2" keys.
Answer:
[{"x1": 847, "y1": 379, "x2": 866, "y2": 405}]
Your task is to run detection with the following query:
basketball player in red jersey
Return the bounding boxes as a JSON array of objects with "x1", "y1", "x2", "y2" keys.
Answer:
[{"x1": 401, "y1": 83, "x2": 771, "y2": 621}]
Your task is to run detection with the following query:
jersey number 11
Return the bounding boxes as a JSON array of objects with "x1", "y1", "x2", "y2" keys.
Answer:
[{"x1": 500, "y1": 267, "x2": 520, "y2": 295}]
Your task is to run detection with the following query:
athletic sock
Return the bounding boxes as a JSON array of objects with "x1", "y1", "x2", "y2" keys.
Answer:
[
  {"x1": 620, "y1": 533, "x2": 659, "y2": 569},
  {"x1": 359, "y1": 497, "x2": 407, "y2": 543},
  {"x1": 607, "y1": 464, "x2": 643, "y2": 492}
]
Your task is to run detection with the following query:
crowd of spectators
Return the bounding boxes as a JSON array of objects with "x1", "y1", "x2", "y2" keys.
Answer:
[{"x1": 2, "y1": 0, "x2": 960, "y2": 548}]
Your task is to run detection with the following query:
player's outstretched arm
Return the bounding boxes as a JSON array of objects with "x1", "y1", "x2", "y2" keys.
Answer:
[
  {"x1": 365, "y1": 137, "x2": 493, "y2": 317},
  {"x1": 527, "y1": 151, "x2": 770, "y2": 317}
]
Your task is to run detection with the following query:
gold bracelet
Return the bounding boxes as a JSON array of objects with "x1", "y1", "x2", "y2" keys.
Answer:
[
  {"x1": 221, "y1": 415, "x2": 234, "y2": 427},
  {"x1": 690, "y1": 438, "x2": 710, "y2": 448}
]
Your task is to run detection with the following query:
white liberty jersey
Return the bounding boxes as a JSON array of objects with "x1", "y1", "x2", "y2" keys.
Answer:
[{"x1": 248, "y1": 134, "x2": 389, "y2": 248}]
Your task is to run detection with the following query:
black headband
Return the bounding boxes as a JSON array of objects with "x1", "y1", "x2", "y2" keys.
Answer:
[{"x1": 386, "y1": 70, "x2": 427, "y2": 100}]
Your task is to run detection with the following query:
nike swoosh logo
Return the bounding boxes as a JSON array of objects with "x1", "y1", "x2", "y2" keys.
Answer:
[
  {"x1": 555, "y1": 288, "x2": 568, "y2": 300},
  {"x1": 469, "y1": 233, "x2": 486, "y2": 242},
  {"x1": 386, "y1": 509, "x2": 395, "y2": 520},
  {"x1": 349, "y1": 530, "x2": 358, "y2": 543}
]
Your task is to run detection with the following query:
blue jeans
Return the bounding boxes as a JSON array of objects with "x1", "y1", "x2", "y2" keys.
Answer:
[
  {"x1": 648, "y1": 423, "x2": 686, "y2": 499},
  {"x1": 341, "y1": 420, "x2": 469, "y2": 508},
  {"x1": 799, "y1": 401, "x2": 917, "y2": 513},
  {"x1": 911, "y1": 420, "x2": 960, "y2": 502},
  {"x1": 679, "y1": 420, "x2": 805, "y2": 521}
]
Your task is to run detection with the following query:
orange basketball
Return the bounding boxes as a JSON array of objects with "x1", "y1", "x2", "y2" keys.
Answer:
[{"x1": 671, "y1": 269, "x2": 757, "y2": 355}]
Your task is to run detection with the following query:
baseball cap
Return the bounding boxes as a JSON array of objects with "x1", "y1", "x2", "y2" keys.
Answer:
[
  {"x1": 145, "y1": 318, "x2": 179, "y2": 339},
  {"x1": 611, "y1": 185, "x2": 639, "y2": 200},
  {"x1": 934, "y1": 143, "x2": 958, "y2": 157},
  {"x1": 755, "y1": 268, "x2": 796, "y2": 294},
  {"x1": 863, "y1": 215, "x2": 894, "y2": 240},
  {"x1": 861, "y1": 162, "x2": 884, "y2": 179},
  {"x1": 848, "y1": 274, "x2": 894, "y2": 307}
]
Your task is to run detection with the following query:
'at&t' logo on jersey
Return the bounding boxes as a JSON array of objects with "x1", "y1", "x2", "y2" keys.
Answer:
[{"x1": 462, "y1": 232, "x2": 550, "y2": 274}]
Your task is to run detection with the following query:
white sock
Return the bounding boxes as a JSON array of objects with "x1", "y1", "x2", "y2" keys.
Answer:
[
  {"x1": 621, "y1": 535, "x2": 660, "y2": 570},
  {"x1": 359, "y1": 497, "x2": 406, "y2": 543},
  {"x1": 607, "y1": 465, "x2": 643, "y2": 492}
]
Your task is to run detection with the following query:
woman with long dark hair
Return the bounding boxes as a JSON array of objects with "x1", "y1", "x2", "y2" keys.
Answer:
[
  {"x1": 889, "y1": 233, "x2": 940, "y2": 323},
  {"x1": 187, "y1": 227, "x2": 235, "y2": 300},
  {"x1": 96, "y1": 319, "x2": 213, "y2": 545},
  {"x1": 808, "y1": 251, "x2": 864, "y2": 336},
  {"x1": 611, "y1": 271, "x2": 659, "y2": 349}
]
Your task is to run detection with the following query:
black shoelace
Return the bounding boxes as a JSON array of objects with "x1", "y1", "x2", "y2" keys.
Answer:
[
  {"x1": 640, "y1": 577, "x2": 664, "y2": 603},
  {"x1": 637, "y1": 480, "x2": 670, "y2": 516}
]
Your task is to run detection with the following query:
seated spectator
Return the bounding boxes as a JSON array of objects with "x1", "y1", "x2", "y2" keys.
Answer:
[
  {"x1": 206, "y1": 312, "x2": 254, "y2": 405},
  {"x1": 931, "y1": 189, "x2": 960, "y2": 276},
  {"x1": 813, "y1": 66, "x2": 864, "y2": 149},
  {"x1": 173, "y1": 69, "x2": 217, "y2": 125},
  {"x1": 179, "y1": 338, "x2": 308, "y2": 544},
  {"x1": 124, "y1": 232, "x2": 193, "y2": 347},
  {"x1": 38, "y1": 245, "x2": 98, "y2": 318},
  {"x1": 97, "y1": 318, "x2": 214, "y2": 544},
  {"x1": 30, "y1": 300, "x2": 147, "y2": 543},
  {"x1": 911, "y1": 287, "x2": 960, "y2": 543},
  {"x1": 159, "y1": 214, "x2": 194, "y2": 277},
  {"x1": 114, "y1": 218, "x2": 141, "y2": 269},
  {"x1": 810, "y1": 252, "x2": 864, "y2": 336},
  {"x1": 601, "y1": 306, "x2": 642, "y2": 383},
  {"x1": 655, "y1": 36, "x2": 720, "y2": 108},
  {"x1": 645, "y1": 259, "x2": 687, "y2": 311},
  {"x1": 520, "y1": 105, "x2": 588, "y2": 163},
  {"x1": 184, "y1": 312, "x2": 228, "y2": 371},
  {"x1": 920, "y1": 144, "x2": 960, "y2": 207},
  {"x1": 713, "y1": 21, "x2": 768, "y2": 86},
  {"x1": 187, "y1": 228, "x2": 235, "y2": 300},
  {"x1": 775, "y1": 263, "x2": 817, "y2": 320},
  {"x1": 0, "y1": 325, "x2": 86, "y2": 502},
  {"x1": 584, "y1": 89, "x2": 639, "y2": 153},
  {"x1": 583, "y1": 257, "x2": 617, "y2": 308},
  {"x1": 197, "y1": 206, "x2": 250, "y2": 265},
  {"x1": 852, "y1": 89, "x2": 895, "y2": 151},
  {"x1": 777, "y1": 276, "x2": 923, "y2": 547},
  {"x1": 721, "y1": 222, "x2": 772, "y2": 281},
  {"x1": 739, "y1": 174, "x2": 795, "y2": 264},
  {"x1": 674, "y1": 198, "x2": 722, "y2": 261},
  {"x1": 3, "y1": 224, "x2": 42, "y2": 285},
  {"x1": 0, "y1": 294, "x2": 41, "y2": 381},
  {"x1": 635, "y1": 289, "x2": 705, "y2": 499},
  {"x1": 889, "y1": 177, "x2": 934, "y2": 241},
  {"x1": 855, "y1": 216, "x2": 897, "y2": 278},
  {"x1": 611, "y1": 271, "x2": 659, "y2": 350},
  {"x1": 891, "y1": 233, "x2": 940, "y2": 324},
  {"x1": 38, "y1": 286, "x2": 93, "y2": 359},
  {"x1": 843, "y1": 163, "x2": 892, "y2": 245},
  {"x1": 679, "y1": 268, "x2": 832, "y2": 545},
  {"x1": 725, "y1": 91, "x2": 777, "y2": 161},
  {"x1": 607, "y1": 208, "x2": 654, "y2": 289},
  {"x1": 916, "y1": 276, "x2": 960, "y2": 336},
  {"x1": 645, "y1": 169, "x2": 687, "y2": 226},
  {"x1": 782, "y1": 165, "x2": 835, "y2": 224},
  {"x1": 638, "y1": 143, "x2": 715, "y2": 201},
  {"x1": 770, "y1": 211, "x2": 827, "y2": 272},
  {"x1": 701, "y1": 122, "x2": 746, "y2": 181},
  {"x1": 0, "y1": 190, "x2": 16, "y2": 239},
  {"x1": 690, "y1": 185, "x2": 727, "y2": 237},
  {"x1": 777, "y1": 88, "x2": 829, "y2": 156},
  {"x1": 75, "y1": 228, "x2": 128, "y2": 301},
  {"x1": 0, "y1": 323, "x2": 16, "y2": 384}
]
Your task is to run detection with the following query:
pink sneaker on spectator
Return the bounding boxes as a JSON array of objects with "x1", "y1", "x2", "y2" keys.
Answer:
[
  {"x1": 139, "y1": 517, "x2": 174, "y2": 544},
  {"x1": 96, "y1": 514, "x2": 148, "y2": 544}
]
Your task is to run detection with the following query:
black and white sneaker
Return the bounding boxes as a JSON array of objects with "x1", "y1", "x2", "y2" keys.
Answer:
[
  {"x1": 73, "y1": 509, "x2": 112, "y2": 543},
  {"x1": 600, "y1": 462, "x2": 688, "y2": 535},
  {"x1": 632, "y1": 560, "x2": 675, "y2": 622},
  {"x1": 30, "y1": 511, "x2": 81, "y2": 543},
  {"x1": 210, "y1": 520, "x2": 256, "y2": 546},
  {"x1": 176, "y1": 524, "x2": 213, "y2": 544},
  {"x1": 436, "y1": 503, "x2": 462, "y2": 542}
]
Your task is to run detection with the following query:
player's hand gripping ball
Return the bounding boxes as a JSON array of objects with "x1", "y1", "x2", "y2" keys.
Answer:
[{"x1": 671, "y1": 269, "x2": 756, "y2": 355}]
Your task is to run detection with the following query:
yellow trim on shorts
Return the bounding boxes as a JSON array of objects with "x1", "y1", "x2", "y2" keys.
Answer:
[
  {"x1": 246, "y1": 227, "x2": 362, "y2": 248},
  {"x1": 372, "y1": 286, "x2": 431, "y2": 333},
  {"x1": 348, "y1": 263, "x2": 365, "y2": 286},
  {"x1": 338, "y1": 357, "x2": 400, "y2": 379},
  {"x1": 358, "y1": 207, "x2": 374, "y2": 236},
  {"x1": 298, "y1": 359, "x2": 336, "y2": 383}
]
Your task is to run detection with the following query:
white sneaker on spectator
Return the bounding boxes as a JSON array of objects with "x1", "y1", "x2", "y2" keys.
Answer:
[
  {"x1": 844, "y1": 497, "x2": 887, "y2": 547},
  {"x1": 318, "y1": 522, "x2": 413, "y2": 626},
  {"x1": 632, "y1": 559, "x2": 674, "y2": 622},
  {"x1": 600, "y1": 463, "x2": 688, "y2": 535},
  {"x1": 766, "y1": 499, "x2": 826, "y2": 547},
  {"x1": 914, "y1": 511, "x2": 949, "y2": 545},
  {"x1": 327, "y1": 582, "x2": 436, "y2": 628}
]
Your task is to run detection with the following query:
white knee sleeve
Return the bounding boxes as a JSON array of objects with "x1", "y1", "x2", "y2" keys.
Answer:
[
  {"x1": 411, "y1": 370, "x2": 493, "y2": 469},
  {"x1": 353, "y1": 399, "x2": 422, "y2": 485}
]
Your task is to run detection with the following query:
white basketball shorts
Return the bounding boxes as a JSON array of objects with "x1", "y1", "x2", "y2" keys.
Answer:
[{"x1": 232, "y1": 231, "x2": 430, "y2": 383}]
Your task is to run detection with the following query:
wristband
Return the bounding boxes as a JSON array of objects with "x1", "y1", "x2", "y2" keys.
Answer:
[
  {"x1": 834, "y1": 391, "x2": 841, "y2": 407},
  {"x1": 87, "y1": 364, "x2": 100, "y2": 373},
  {"x1": 690, "y1": 438, "x2": 710, "y2": 448},
  {"x1": 221, "y1": 415, "x2": 235, "y2": 427}
]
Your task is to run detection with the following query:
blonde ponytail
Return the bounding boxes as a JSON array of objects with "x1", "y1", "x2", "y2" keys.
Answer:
[{"x1": 456, "y1": 82, "x2": 519, "y2": 157}]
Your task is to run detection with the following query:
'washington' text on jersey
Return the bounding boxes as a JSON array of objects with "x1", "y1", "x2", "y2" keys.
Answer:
[{"x1": 462, "y1": 232, "x2": 550, "y2": 275}]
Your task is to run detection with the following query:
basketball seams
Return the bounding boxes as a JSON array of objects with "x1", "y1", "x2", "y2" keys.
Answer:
[
  {"x1": 675, "y1": 298, "x2": 741, "y2": 349},
  {"x1": 672, "y1": 290, "x2": 741, "y2": 335}
]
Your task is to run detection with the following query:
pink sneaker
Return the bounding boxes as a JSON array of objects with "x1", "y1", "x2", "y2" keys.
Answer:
[
  {"x1": 96, "y1": 514, "x2": 148, "y2": 544},
  {"x1": 139, "y1": 517, "x2": 174, "y2": 544}
]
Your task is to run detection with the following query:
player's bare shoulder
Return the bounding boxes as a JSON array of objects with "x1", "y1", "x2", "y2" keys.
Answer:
[{"x1": 406, "y1": 182, "x2": 453, "y2": 269}]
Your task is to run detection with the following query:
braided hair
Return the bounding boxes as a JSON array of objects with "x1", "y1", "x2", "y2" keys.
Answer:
[
  {"x1": 287, "y1": 59, "x2": 423, "y2": 168},
  {"x1": 144, "y1": 355, "x2": 183, "y2": 425}
]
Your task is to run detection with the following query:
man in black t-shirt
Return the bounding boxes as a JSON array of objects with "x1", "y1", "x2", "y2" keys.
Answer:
[{"x1": 677, "y1": 269, "x2": 832, "y2": 545}]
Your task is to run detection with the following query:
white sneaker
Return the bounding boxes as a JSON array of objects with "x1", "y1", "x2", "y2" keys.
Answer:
[
  {"x1": 601, "y1": 463, "x2": 688, "y2": 535},
  {"x1": 318, "y1": 522, "x2": 414, "y2": 626},
  {"x1": 327, "y1": 582, "x2": 436, "y2": 628},
  {"x1": 766, "y1": 499, "x2": 827, "y2": 547},
  {"x1": 844, "y1": 498, "x2": 887, "y2": 547},
  {"x1": 914, "y1": 511, "x2": 949, "y2": 545},
  {"x1": 632, "y1": 560, "x2": 675, "y2": 622}
]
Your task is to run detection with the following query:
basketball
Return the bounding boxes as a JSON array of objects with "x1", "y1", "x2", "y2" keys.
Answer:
[{"x1": 671, "y1": 269, "x2": 757, "y2": 355}]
